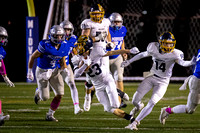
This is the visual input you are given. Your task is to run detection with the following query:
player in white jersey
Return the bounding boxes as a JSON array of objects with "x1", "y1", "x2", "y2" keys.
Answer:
[
  {"x1": 59, "y1": 20, "x2": 83, "y2": 115},
  {"x1": 159, "y1": 49, "x2": 200, "y2": 125},
  {"x1": 73, "y1": 35, "x2": 139, "y2": 128},
  {"x1": 80, "y1": 4, "x2": 114, "y2": 111},
  {"x1": 121, "y1": 32, "x2": 196, "y2": 130}
]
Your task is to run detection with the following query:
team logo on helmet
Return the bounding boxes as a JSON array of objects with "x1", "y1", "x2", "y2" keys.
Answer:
[{"x1": 159, "y1": 32, "x2": 176, "y2": 53}]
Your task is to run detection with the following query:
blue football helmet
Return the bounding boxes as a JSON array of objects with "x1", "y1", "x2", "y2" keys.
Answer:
[
  {"x1": 0, "y1": 26, "x2": 8, "y2": 46},
  {"x1": 159, "y1": 32, "x2": 176, "y2": 53}
]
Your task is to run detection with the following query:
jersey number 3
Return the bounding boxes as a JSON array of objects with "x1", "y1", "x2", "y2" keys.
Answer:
[{"x1": 87, "y1": 63, "x2": 102, "y2": 77}]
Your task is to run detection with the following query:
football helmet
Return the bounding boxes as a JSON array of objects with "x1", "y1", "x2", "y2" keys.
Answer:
[
  {"x1": 109, "y1": 12, "x2": 123, "y2": 30},
  {"x1": 0, "y1": 26, "x2": 8, "y2": 46},
  {"x1": 49, "y1": 25, "x2": 65, "y2": 44},
  {"x1": 59, "y1": 20, "x2": 74, "y2": 38},
  {"x1": 159, "y1": 32, "x2": 176, "y2": 53},
  {"x1": 74, "y1": 35, "x2": 93, "y2": 55},
  {"x1": 89, "y1": 4, "x2": 105, "y2": 23}
]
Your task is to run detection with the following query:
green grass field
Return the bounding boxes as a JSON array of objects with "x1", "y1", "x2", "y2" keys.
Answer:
[{"x1": 0, "y1": 82, "x2": 199, "y2": 133}]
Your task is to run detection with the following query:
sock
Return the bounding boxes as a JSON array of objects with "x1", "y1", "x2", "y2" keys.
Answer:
[
  {"x1": 48, "y1": 108, "x2": 55, "y2": 115},
  {"x1": 50, "y1": 97, "x2": 61, "y2": 111},
  {"x1": 172, "y1": 105, "x2": 186, "y2": 113},
  {"x1": 166, "y1": 107, "x2": 173, "y2": 114},
  {"x1": 124, "y1": 113, "x2": 132, "y2": 120}
]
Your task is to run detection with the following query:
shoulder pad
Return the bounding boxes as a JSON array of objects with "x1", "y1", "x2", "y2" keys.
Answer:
[
  {"x1": 147, "y1": 42, "x2": 159, "y2": 55},
  {"x1": 172, "y1": 49, "x2": 184, "y2": 60},
  {"x1": 81, "y1": 19, "x2": 92, "y2": 29}
]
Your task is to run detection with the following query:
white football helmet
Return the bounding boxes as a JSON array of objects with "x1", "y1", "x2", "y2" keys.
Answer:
[
  {"x1": 59, "y1": 20, "x2": 74, "y2": 38},
  {"x1": 109, "y1": 12, "x2": 123, "y2": 30},
  {"x1": 0, "y1": 26, "x2": 8, "y2": 46},
  {"x1": 49, "y1": 25, "x2": 65, "y2": 44}
]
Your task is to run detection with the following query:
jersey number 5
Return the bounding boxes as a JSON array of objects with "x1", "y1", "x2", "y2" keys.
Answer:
[
  {"x1": 87, "y1": 63, "x2": 102, "y2": 77},
  {"x1": 155, "y1": 61, "x2": 166, "y2": 72}
]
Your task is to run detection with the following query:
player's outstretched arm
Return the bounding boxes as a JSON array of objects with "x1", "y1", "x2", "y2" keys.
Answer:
[
  {"x1": 121, "y1": 51, "x2": 150, "y2": 67},
  {"x1": 175, "y1": 56, "x2": 196, "y2": 67}
]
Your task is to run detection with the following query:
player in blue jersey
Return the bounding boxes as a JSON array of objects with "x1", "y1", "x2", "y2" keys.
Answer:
[
  {"x1": 0, "y1": 26, "x2": 15, "y2": 87},
  {"x1": 0, "y1": 26, "x2": 12, "y2": 126},
  {"x1": 159, "y1": 49, "x2": 200, "y2": 125},
  {"x1": 107, "y1": 12, "x2": 129, "y2": 108},
  {"x1": 59, "y1": 20, "x2": 83, "y2": 114},
  {"x1": 27, "y1": 25, "x2": 70, "y2": 122}
]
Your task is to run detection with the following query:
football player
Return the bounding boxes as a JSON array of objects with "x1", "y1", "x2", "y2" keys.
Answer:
[
  {"x1": 0, "y1": 26, "x2": 14, "y2": 87},
  {"x1": 27, "y1": 25, "x2": 70, "y2": 122},
  {"x1": 107, "y1": 12, "x2": 129, "y2": 108},
  {"x1": 59, "y1": 20, "x2": 84, "y2": 115},
  {"x1": 121, "y1": 32, "x2": 196, "y2": 130},
  {"x1": 0, "y1": 26, "x2": 13, "y2": 126},
  {"x1": 159, "y1": 49, "x2": 199, "y2": 125},
  {"x1": 73, "y1": 35, "x2": 139, "y2": 127},
  {"x1": 80, "y1": 4, "x2": 113, "y2": 111}
]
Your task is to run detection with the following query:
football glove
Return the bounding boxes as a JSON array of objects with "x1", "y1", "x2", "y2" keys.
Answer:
[
  {"x1": 27, "y1": 68, "x2": 34, "y2": 81},
  {"x1": 107, "y1": 42, "x2": 115, "y2": 49},
  {"x1": 82, "y1": 56, "x2": 91, "y2": 66},
  {"x1": 190, "y1": 56, "x2": 196, "y2": 65},
  {"x1": 71, "y1": 55, "x2": 81, "y2": 66},
  {"x1": 3, "y1": 76, "x2": 15, "y2": 87},
  {"x1": 121, "y1": 60, "x2": 131, "y2": 68},
  {"x1": 130, "y1": 47, "x2": 140, "y2": 54}
]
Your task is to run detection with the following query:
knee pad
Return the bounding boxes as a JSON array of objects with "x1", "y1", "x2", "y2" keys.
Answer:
[{"x1": 132, "y1": 91, "x2": 143, "y2": 106}]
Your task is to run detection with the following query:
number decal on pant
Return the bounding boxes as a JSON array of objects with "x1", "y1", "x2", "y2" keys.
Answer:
[
  {"x1": 155, "y1": 61, "x2": 166, "y2": 72},
  {"x1": 87, "y1": 63, "x2": 102, "y2": 77}
]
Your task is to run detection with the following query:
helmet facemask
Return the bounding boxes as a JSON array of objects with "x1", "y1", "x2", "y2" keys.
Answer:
[
  {"x1": 0, "y1": 26, "x2": 8, "y2": 46},
  {"x1": 49, "y1": 25, "x2": 65, "y2": 44},
  {"x1": 89, "y1": 4, "x2": 105, "y2": 23},
  {"x1": 109, "y1": 12, "x2": 123, "y2": 30},
  {"x1": 74, "y1": 35, "x2": 93, "y2": 55},
  {"x1": 159, "y1": 32, "x2": 176, "y2": 53}
]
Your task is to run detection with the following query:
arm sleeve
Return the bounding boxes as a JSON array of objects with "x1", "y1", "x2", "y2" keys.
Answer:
[
  {"x1": 176, "y1": 59, "x2": 195, "y2": 67},
  {"x1": 129, "y1": 51, "x2": 150, "y2": 63},
  {"x1": 0, "y1": 59, "x2": 7, "y2": 75},
  {"x1": 74, "y1": 64, "x2": 88, "y2": 78}
]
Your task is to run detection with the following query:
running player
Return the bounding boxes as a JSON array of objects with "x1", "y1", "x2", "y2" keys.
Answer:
[
  {"x1": 73, "y1": 35, "x2": 139, "y2": 128},
  {"x1": 80, "y1": 4, "x2": 113, "y2": 111},
  {"x1": 27, "y1": 25, "x2": 70, "y2": 122},
  {"x1": 159, "y1": 49, "x2": 199, "y2": 125},
  {"x1": 59, "y1": 20, "x2": 83, "y2": 114},
  {"x1": 121, "y1": 31, "x2": 196, "y2": 130}
]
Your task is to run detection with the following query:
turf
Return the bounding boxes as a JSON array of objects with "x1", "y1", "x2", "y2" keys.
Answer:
[{"x1": 0, "y1": 82, "x2": 199, "y2": 133}]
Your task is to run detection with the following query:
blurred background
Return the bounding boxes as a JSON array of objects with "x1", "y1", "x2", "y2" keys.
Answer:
[{"x1": 0, "y1": 0, "x2": 199, "y2": 82}]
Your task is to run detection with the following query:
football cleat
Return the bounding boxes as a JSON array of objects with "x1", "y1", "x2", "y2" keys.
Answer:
[
  {"x1": 74, "y1": 106, "x2": 84, "y2": 115},
  {"x1": 0, "y1": 114, "x2": 10, "y2": 126},
  {"x1": 159, "y1": 107, "x2": 169, "y2": 125},
  {"x1": 46, "y1": 113, "x2": 58, "y2": 122},
  {"x1": 83, "y1": 95, "x2": 91, "y2": 111},
  {"x1": 130, "y1": 103, "x2": 144, "y2": 117},
  {"x1": 34, "y1": 88, "x2": 41, "y2": 105},
  {"x1": 125, "y1": 122, "x2": 138, "y2": 130}
]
